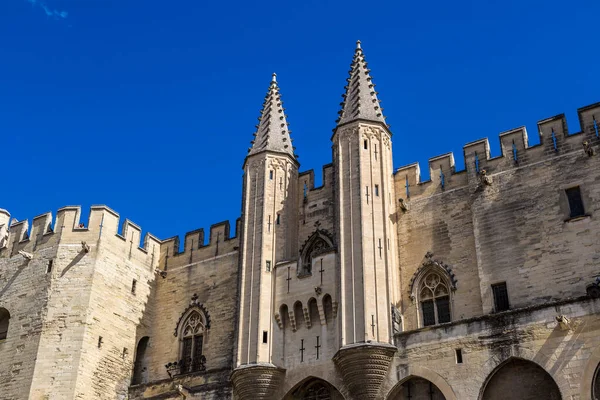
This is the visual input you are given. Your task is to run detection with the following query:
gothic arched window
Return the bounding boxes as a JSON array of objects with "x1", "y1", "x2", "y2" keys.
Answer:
[
  {"x1": 299, "y1": 231, "x2": 333, "y2": 277},
  {"x1": 179, "y1": 311, "x2": 206, "y2": 373},
  {"x1": 418, "y1": 272, "x2": 451, "y2": 326}
]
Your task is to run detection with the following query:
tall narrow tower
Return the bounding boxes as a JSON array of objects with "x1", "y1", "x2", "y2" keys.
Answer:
[
  {"x1": 332, "y1": 41, "x2": 399, "y2": 399},
  {"x1": 232, "y1": 74, "x2": 298, "y2": 400}
]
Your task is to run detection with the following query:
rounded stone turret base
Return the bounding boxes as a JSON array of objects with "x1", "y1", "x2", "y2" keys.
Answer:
[
  {"x1": 231, "y1": 363, "x2": 286, "y2": 400},
  {"x1": 333, "y1": 342, "x2": 397, "y2": 399}
]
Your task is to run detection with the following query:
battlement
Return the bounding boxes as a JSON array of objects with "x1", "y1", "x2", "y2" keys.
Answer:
[
  {"x1": 0, "y1": 205, "x2": 161, "y2": 259},
  {"x1": 159, "y1": 218, "x2": 241, "y2": 270},
  {"x1": 395, "y1": 101, "x2": 600, "y2": 197},
  {"x1": 299, "y1": 163, "x2": 334, "y2": 192}
]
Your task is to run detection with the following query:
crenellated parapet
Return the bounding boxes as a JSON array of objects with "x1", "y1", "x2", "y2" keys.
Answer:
[
  {"x1": 159, "y1": 219, "x2": 241, "y2": 271},
  {"x1": 0, "y1": 205, "x2": 161, "y2": 262},
  {"x1": 395, "y1": 102, "x2": 600, "y2": 198}
]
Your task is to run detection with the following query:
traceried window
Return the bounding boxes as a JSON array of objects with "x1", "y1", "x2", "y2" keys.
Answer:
[
  {"x1": 419, "y1": 272, "x2": 451, "y2": 326},
  {"x1": 180, "y1": 311, "x2": 206, "y2": 373},
  {"x1": 301, "y1": 237, "x2": 327, "y2": 276}
]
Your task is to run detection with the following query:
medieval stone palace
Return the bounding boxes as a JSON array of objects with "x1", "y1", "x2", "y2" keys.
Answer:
[{"x1": 1, "y1": 41, "x2": 600, "y2": 400}]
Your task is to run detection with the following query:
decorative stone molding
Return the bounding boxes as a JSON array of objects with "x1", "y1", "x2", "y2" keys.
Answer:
[
  {"x1": 333, "y1": 342, "x2": 397, "y2": 399},
  {"x1": 231, "y1": 363, "x2": 285, "y2": 400},
  {"x1": 173, "y1": 294, "x2": 211, "y2": 337},
  {"x1": 408, "y1": 252, "x2": 458, "y2": 300}
]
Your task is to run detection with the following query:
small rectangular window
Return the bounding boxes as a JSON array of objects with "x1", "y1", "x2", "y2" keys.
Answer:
[
  {"x1": 131, "y1": 279, "x2": 137, "y2": 295},
  {"x1": 46, "y1": 260, "x2": 53, "y2": 274},
  {"x1": 364, "y1": 140, "x2": 368, "y2": 150},
  {"x1": 421, "y1": 300, "x2": 435, "y2": 326},
  {"x1": 269, "y1": 170, "x2": 273, "y2": 180},
  {"x1": 266, "y1": 260, "x2": 271, "y2": 272},
  {"x1": 262, "y1": 331, "x2": 268, "y2": 344},
  {"x1": 455, "y1": 349, "x2": 463, "y2": 364},
  {"x1": 492, "y1": 282, "x2": 510, "y2": 312},
  {"x1": 374, "y1": 185, "x2": 379, "y2": 196},
  {"x1": 276, "y1": 214, "x2": 280, "y2": 225},
  {"x1": 98, "y1": 336, "x2": 103, "y2": 348},
  {"x1": 122, "y1": 348, "x2": 128, "y2": 359},
  {"x1": 565, "y1": 186, "x2": 585, "y2": 218}
]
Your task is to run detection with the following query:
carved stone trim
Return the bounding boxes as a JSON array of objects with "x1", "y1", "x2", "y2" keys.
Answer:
[
  {"x1": 408, "y1": 252, "x2": 458, "y2": 300},
  {"x1": 333, "y1": 342, "x2": 397, "y2": 399},
  {"x1": 173, "y1": 294, "x2": 211, "y2": 337},
  {"x1": 231, "y1": 363, "x2": 286, "y2": 400}
]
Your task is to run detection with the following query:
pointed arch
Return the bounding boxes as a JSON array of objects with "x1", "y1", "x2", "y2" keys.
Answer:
[
  {"x1": 132, "y1": 336, "x2": 149, "y2": 385},
  {"x1": 173, "y1": 294, "x2": 211, "y2": 337},
  {"x1": 386, "y1": 365, "x2": 457, "y2": 400},
  {"x1": 479, "y1": 357, "x2": 561, "y2": 400},
  {"x1": 279, "y1": 304, "x2": 290, "y2": 330},
  {"x1": 298, "y1": 230, "x2": 334, "y2": 276},
  {"x1": 307, "y1": 297, "x2": 319, "y2": 327},
  {"x1": 323, "y1": 294, "x2": 333, "y2": 323},
  {"x1": 294, "y1": 301, "x2": 304, "y2": 329},
  {"x1": 283, "y1": 376, "x2": 345, "y2": 400},
  {"x1": 0, "y1": 308, "x2": 9, "y2": 340}
]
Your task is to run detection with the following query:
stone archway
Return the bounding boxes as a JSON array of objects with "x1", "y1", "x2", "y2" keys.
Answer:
[
  {"x1": 388, "y1": 376, "x2": 446, "y2": 400},
  {"x1": 480, "y1": 358, "x2": 561, "y2": 400},
  {"x1": 283, "y1": 377, "x2": 345, "y2": 400}
]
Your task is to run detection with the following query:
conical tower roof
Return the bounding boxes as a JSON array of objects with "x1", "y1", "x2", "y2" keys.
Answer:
[
  {"x1": 336, "y1": 40, "x2": 387, "y2": 128},
  {"x1": 247, "y1": 73, "x2": 296, "y2": 160}
]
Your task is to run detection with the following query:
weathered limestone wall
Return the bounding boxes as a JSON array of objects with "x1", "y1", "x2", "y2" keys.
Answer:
[
  {"x1": 0, "y1": 206, "x2": 160, "y2": 400},
  {"x1": 0, "y1": 212, "x2": 57, "y2": 400},
  {"x1": 394, "y1": 102, "x2": 600, "y2": 332},
  {"x1": 382, "y1": 297, "x2": 600, "y2": 400},
  {"x1": 129, "y1": 221, "x2": 239, "y2": 399}
]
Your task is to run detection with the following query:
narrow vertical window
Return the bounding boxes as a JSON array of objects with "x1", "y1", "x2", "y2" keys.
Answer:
[
  {"x1": 276, "y1": 214, "x2": 280, "y2": 225},
  {"x1": 269, "y1": 170, "x2": 273, "y2": 180},
  {"x1": 266, "y1": 260, "x2": 271, "y2": 272},
  {"x1": 98, "y1": 336, "x2": 103, "y2": 348},
  {"x1": 455, "y1": 349, "x2": 463, "y2": 364},
  {"x1": 122, "y1": 348, "x2": 129, "y2": 359},
  {"x1": 364, "y1": 140, "x2": 368, "y2": 150},
  {"x1": 492, "y1": 282, "x2": 510, "y2": 312},
  {"x1": 374, "y1": 144, "x2": 378, "y2": 160},
  {"x1": 46, "y1": 260, "x2": 53, "y2": 274},
  {"x1": 565, "y1": 186, "x2": 585, "y2": 218},
  {"x1": 131, "y1": 279, "x2": 137, "y2": 295},
  {"x1": 262, "y1": 331, "x2": 268, "y2": 344},
  {"x1": 365, "y1": 186, "x2": 369, "y2": 204},
  {"x1": 374, "y1": 184, "x2": 379, "y2": 196}
]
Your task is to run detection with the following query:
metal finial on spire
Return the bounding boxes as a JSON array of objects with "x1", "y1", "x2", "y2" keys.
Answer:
[
  {"x1": 356, "y1": 40, "x2": 361, "y2": 49},
  {"x1": 272, "y1": 73, "x2": 277, "y2": 83}
]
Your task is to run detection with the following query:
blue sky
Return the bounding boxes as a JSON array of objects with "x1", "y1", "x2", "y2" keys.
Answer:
[{"x1": 1, "y1": 0, "x2": 599, "y2": 242}]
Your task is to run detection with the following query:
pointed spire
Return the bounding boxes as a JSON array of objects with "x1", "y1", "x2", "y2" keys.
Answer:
[
  {"x1": 247, "y1": 73, "x2": 296, "y2": 160},
  {"x1": 335, "y1": 40, "x2": 387, "y2": 128}
]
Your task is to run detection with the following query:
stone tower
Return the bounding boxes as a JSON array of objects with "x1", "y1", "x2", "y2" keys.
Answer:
[
  {"x1": 232, "y1": 74, "x2": 299, "y2": 399},
  {"x1": 331, "y1": 41, "x2": 399, "y2": 398}
]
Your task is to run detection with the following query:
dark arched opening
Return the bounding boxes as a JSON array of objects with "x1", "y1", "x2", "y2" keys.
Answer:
[
  {"x1": 594, "y1": 362, "x2": 600, "y2": 400},
  {"x1": 308, "y1": 298, "x2": 320, "y2": 327},
  {"x1": 481, "y1": 358, "x2": 561, "y2": 400},
  {"x1": 323, "y1": 294, "x2": 333, "y2": 323},
  {"x1": 0, "y1": 308, "x2": 10, "y2": 340},
  {"x1": 390, "y1": 377, "x2": 446, "y2": 400},
  {"x1": 132, "y1": 336, "x2": 149, "y2": 385},
  {"x1": 284, "y1": 377, "x2": 344, "y2": 400}
]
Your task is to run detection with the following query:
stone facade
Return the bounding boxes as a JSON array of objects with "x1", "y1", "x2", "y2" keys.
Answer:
[{"x1": 1, "y1": 42, "x2": 600, "y2": 400}]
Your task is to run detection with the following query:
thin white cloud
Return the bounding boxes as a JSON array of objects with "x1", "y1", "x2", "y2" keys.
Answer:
[{"x1": 25, "y1": 0, "x2": 68, "y2": 19}]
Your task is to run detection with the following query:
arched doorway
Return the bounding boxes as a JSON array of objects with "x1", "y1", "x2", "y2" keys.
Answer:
[
  {"x1": 481, "y1": 358, "x2": 561, "y2": 400},
  {"x1": 593, "y1": 362, "x2": 600, "y2": 400},
  {"x1": 283, "y1": 377, "x2": 344, "y2": 400},
  {"x1": 390, "y1": 377, "x2": 446, "y2": 400},
  {"x1": 132, "y1": 336, "x2": 149, "y2": 385}
]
